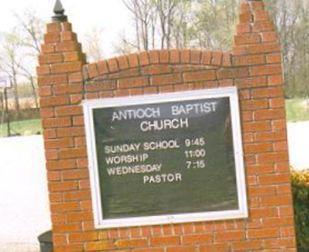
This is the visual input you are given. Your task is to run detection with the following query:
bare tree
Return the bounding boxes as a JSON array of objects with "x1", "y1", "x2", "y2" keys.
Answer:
[
  {"x1": 15, "y1": 10, "x2": 44, "y2": 55},
  {"x1": 116, "y1": 0, "x2": 308, "y2": 98},
  {"x1": 155, "y1": 0, "x2": 178, "y2": 49},
  {"x1": 266, "y1": 0, "x2": 309, "y2": 97},
  {"x1": 14, "y1": 10, "x2": 44, "y2": 110},
  {"x1": 113, "y1": 32, "x2": 139, "y2": 55},
  {"x1": 16, "y1": 64, "x2": 39, "y2": 109},
  {"x1": 0, "y1": 11, "x2": 44, "y2": 115},
  {"x1": 171, "y1": 0, "x2": 193, "y2": 49},
  {"x1": 119, "y1": 0, "x2": 188, "y2": 52},
  {"x1": 122, "y1": 0, "x2": 157, "y2": 51},
  {"x1": 84, "y1": 27, "x2": 105, "y2": 62},
  {"x1": 0, "y1": 32, "x2": 22, "y2": 114}
]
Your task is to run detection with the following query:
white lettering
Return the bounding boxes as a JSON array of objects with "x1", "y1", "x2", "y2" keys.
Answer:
[
  {"x1": 107, "y1": 164, "x2": 162, "y2": 176},
  {"x1": 112, "y1": 107, "x2": 161, "y2": 121},
  {"x1": 143, "y1": 140, "x2": 180, "y2": 151},
  {"x1": 140, "y1": 118, "x2": 189, "y2": 132},
  {"x1": 104, "y1": 143, "x2": 141, "y2": 154},
  {"x1": 143, "y1": 173, "x2": 182, "y2": 184},
  {"x1": 171, "y1": 102, "x2": 217, "y2": 116},
  {"x1": 105, "y1": 153, "x2": 149, "y2": 165}
]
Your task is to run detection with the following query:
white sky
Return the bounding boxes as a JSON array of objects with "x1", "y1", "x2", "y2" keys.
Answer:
[{"x1": 0, "y1": 0, "x2": 133, "y2": 57}]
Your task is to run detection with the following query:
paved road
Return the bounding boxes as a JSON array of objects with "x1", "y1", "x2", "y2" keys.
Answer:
[
  {"x1": 0, "y1": 122, "x2": 307, "y2": 251},
  {"x1": 0, "y1": 136, "x2": 50, "y2": 252},
  {"x1": 287, "y1": 121, "x2": 309, "y2": 170}
]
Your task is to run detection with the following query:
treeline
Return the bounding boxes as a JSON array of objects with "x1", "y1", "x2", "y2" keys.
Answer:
[
  {"x1": 117, "y1": 0, "x2": 309, "y2": 98},
  {"x1": 265, "y1": 0, "x2": 309, "y2": 97},
  {"x1": 0, "y1": 11, "x2": 43, "y2": 116},
  {"x1": 114, "y1": 0, "x2": 239, "y2": 53},
  {"x1": 0, "y1": 0, "x2": 308, "y2": 118}
]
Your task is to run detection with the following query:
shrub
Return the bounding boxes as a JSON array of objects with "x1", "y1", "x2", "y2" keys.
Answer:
[{"x1": 291, "y1": 170, "x2": 309, "y2": 251}]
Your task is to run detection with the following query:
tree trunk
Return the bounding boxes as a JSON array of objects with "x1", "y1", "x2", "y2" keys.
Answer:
[
  {"x1": 29, "y1": 76, "x2": 39, "y2": 110},
  {"x1": 11, "y1": 73, "x2": 20, "y2": 117}
]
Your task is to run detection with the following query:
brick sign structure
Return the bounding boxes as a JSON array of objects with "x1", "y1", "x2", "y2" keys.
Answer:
[{"x1": 37, "y1": 0, "x2": 297, "y2": 251}]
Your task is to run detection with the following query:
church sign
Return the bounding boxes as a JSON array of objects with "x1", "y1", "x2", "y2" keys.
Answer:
[{"x1": 83, "y1": 87, "x2": 248, "y2": 229}]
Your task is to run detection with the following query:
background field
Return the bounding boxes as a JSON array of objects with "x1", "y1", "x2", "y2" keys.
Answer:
[
  {"x1": 286, "y1": 99, "x2": 309, "y2": 122},
  {"x1": 0, "y1": 119, "x2": 42, "y2": 137}
]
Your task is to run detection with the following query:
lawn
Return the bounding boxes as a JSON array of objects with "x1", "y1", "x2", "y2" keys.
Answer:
[
  {"x1": 0, "y1": 119, "x2": 42, "y2": 137},
  {"x1": 286, "y1": 99, "x2": 309, "y2": 122}
]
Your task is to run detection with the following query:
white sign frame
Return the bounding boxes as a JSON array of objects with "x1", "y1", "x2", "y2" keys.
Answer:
[{"x1": 83, "y1": 87, "x2": 248, "y2": 229}]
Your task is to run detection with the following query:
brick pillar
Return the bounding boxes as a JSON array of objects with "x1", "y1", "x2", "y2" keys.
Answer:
[
  {"x1": 37, "y1": 18, "x2": 88, "y2": 251},
  {"x1": 233, "y1": 0, "x2": 289, "y2": 171},
  {"x1": 232, "y1": 0, "x2": 297, "y2": 249}
]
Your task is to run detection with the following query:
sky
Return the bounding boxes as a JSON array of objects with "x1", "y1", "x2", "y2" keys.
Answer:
[{"x1": 0, "y1": 0, "x2": 133, "y2": 57}]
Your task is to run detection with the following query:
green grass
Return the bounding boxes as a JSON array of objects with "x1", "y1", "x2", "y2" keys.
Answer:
[
  {"x1": 286, "y1": 99, "x2": 309, "y2": 122},
  {"x1": 0, "y1": 119, "x2": 42, "y2": 137}
]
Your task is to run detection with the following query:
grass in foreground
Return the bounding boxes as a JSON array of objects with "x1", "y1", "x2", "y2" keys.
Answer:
[
  {"x1": 0, "y1": 119, "x2": 42, "y2": 137},
  {"x1": 286, "y1": 99, "x2": 309, "y2": 122}
]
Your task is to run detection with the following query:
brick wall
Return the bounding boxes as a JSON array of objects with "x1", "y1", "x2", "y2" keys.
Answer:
[{"x1": 37, "y1": 0, "x2": 297, "y2": 251}]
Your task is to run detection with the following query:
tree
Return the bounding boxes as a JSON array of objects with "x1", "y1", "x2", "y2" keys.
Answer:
[
  {"x1": 15, "y1": 9, "x2": 44, "y2": 55},
  {"x1": 113, "y1": 32, "x2": 139, "y2": 55},
  {"x1": 0, "y1": 32, "x2": 22, "y2": 114},
  {"x1": 118, "y1": 0, "x2": 239, "y2": 52},
  {"x1": 83, "y1": 27, "x2": 105, "y2": 62},
  {"x1": 265, "y1": 0, "x2": 309, "y2": 98},
  {"x1": 122, "y1": 0, "x2": 157, "y2": 51},
  {"x1": 119, "y1": 0, "x2": 194, "y2": 52},
  {"x1": 193, "y1": 0, "x2": 239, "y2": 50},
  {"x1": 155, "y1": 0, "x2": 178, "y2": 49},
  {"x1": 117, "y1": 0, "x2": 308, "y2": 98},
  {"x1": 15, "y1": 10, "x2": 44, "y2": 110},
  {"x1": 171, "y1": 0, "x2": 193, "y2": 49},
  {"x1": 0, "y1": 10, "x2": 44, "y2": 114}
]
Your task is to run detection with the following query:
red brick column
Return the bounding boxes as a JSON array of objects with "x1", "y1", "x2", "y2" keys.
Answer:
[
  {"x1": 37, "y1": 20, "x2": 89, "y2": 251},
  {"x1": 230, "y1": 0, "x2": 297, "y2": 250},
  {"x1": 37, "y1": 0, "x2": 297, "y2": 251}
]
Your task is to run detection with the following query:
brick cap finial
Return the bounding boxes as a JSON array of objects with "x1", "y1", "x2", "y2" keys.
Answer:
[{"x1": 52, "y1": 0, "x2": 68, "y2": 22}]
